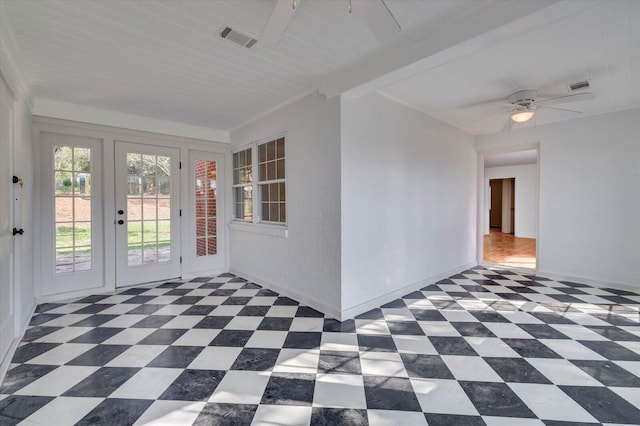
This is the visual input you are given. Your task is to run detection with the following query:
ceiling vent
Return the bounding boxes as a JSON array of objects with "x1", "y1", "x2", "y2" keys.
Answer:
[
  {"x1": 569, "y1": 80, "x2": 590, "y2": 91},
  {"x1": 220, "y1": 26, "x2": 258, "y2": 48}
]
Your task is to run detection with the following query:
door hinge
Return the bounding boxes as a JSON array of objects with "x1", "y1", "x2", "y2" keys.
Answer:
[
  {"x1": 180, "y1": 256, "x2": 182, "y2": 264},
  {"x1": 179, "y1": 161, "x2": 182, "y2": 169},
  {"x1": 179, "y1": 209, "x2": 182, "y2": 217}
]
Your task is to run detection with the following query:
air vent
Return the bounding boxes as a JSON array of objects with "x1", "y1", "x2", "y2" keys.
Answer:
[
  {"x1": 220, "y1": 26, "x2": 258, "y2": 48},
  {"x1": 569, "y1": 80, "x2": 590, "y2": 91}
]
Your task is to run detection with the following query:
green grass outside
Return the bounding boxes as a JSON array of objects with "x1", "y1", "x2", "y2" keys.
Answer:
[{"x1": 56, "y1": 221, "x2": 171, "y2": 253}]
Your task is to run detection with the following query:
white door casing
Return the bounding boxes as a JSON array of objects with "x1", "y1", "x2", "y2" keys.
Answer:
[
  {"x1": 0, "y1": 76, "x2": 15, "y2": 362},
  {"x1": 114, "y1": 141, "x2": 181, "y2": 286}
]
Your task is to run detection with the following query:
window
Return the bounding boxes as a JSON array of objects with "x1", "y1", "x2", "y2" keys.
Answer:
[
  {"x1": 258, "y1": 138, "x2": 286, "y2": 223},
  {"x1": 232, "y1": 137, "x2": 286, "y2": 225},
  {"x1": 232, "y1": 148, "x2": 252, "y2": 221}
]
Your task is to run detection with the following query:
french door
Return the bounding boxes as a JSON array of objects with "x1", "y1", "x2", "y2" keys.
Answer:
[
  {"x1": 184, "y1": 151, "x2": 226, "y2": 274},
  {"x1": 114, "y1": 142, "x2": 181, "y2": 286}
]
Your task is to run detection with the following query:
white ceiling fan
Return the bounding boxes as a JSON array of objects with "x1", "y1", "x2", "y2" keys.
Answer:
[
  {"x1": 478, "y1": 88, "x2": 595, "y2": 131},
  {"x1": 260, "y1": 0, "x2": 401, "y2": 47}
]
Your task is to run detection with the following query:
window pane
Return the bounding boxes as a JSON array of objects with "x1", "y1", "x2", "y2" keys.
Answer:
[
  {"x1": 158, "y1": 199, "x2": 170, "y2": 220},
  {"x1": 196, "y1": 238, "x2": 206, "y2": 257},
  {"x1": 259, "y1": 143, "x2": 267, "y2": 163},
  {"x1": 55, "y1": 171, "x2": 73, "y2": 195},
  {"x1": 142, "y1": 199, "x2": 157, "y2": 221},
  {"x1": 207, "y1": 237, "x2": 217, "y2": 255},
  {"x1": 128, "y1": 244, "x2": 142, "y2": 266},
  {"x1": 74, "y1": 222, "x2": 91, "y2": 247},
  {"x1": 55, "y1": 223, "x2": 73, "y2": 249},
  {"x1": 196, "y1": 219, "x2": 206, "y2": 238},
  {"x1": 55, "y1": 197, "x2": 73, "y2": 222},
  {"x1": 261, "y1": 184, "x2": 269, "y2": 202},
  {"x1": 270, "y1": 203, "x2": 279, "y2": 222},
  {"x1": 73, "y1": 148, "x2": 91, "y2": 172},
  {"x1": 143, "y1": 220, "x2": 158, "y2": 243},
  {"x1": 267, "y1": 141, "x2": 276, "y2": 161},
  {"x1": 276, "y1": 159, "x2": 285, "y2": 179},
  {"x1": 280, "y1": 203, "x2": 286, "y2": 223},
  {"x1": 128, "y1": 221, "x2": 142, "y2": 244},
  {"x1": 127, "y1": 198, "x2": 142, "y2": 221},
  {"x1": 56, "y1": 249, "x2": 73, "y2": 273},
  {"x1": 279, "y1": 182, "x2": 286, "y2": 202},
  {"x1": 55, "y1": 146, "x2": 73, "y2": 171},
  {"x1": 74, "y1": 197, "x2": 91, "y2": 222},
  {"x1": 262, "y1": 202, "x2": 269, "y2": 222},
  {"x1": 158, "y1": 220, "x2": 171, "y2": 241},
  {"x1": 266, "y1": 161, "x2": 276, "y2": 180},
  {"x1": 276, "y1": 138, "x2": 285, "y2": 159}
]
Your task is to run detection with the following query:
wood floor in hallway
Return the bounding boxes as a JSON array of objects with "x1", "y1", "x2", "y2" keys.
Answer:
[{"x1": 483, "y1": 228, "x2": 536, "y2": 269}]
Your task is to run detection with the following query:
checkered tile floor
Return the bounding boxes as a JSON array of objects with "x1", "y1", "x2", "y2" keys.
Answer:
[{"x1": 1, "y1": 267, "x2": 640, "y2": 425}]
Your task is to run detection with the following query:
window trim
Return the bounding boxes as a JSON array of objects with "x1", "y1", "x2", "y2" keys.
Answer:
[{"x1": 231, "y1": 133, "x2": 287, "y2": 229}]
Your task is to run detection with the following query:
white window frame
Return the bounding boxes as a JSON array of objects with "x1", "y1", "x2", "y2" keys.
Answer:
[{"x1": 231, "y1": 133, "x2": 287, "y2": 233}]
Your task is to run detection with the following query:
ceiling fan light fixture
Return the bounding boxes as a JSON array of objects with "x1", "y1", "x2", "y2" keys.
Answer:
[{"x1": 510, "y1": 110, "x2": 535, "y2": 123}]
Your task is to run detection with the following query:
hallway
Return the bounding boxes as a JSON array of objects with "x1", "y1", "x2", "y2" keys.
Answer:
[{"x1": 483, "y1": 228, "x2": 536, "y2": 269}]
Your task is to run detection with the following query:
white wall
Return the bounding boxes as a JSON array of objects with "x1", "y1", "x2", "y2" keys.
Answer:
[
  {"x1": 477, "y1": 108, "x2": 640, "y2": 291},
  {"x1": 484, "y1": 164, "x2": 537, "y2": 238},
  {"x1": 1, "y1": 11, "x2": 36, "y2": 335},
  {"x1": 229, "y1": 93, "x2": 342, "y2": 318},
  {"x1": 340, "y1": 93, "x2": 477, "y2": 318}
]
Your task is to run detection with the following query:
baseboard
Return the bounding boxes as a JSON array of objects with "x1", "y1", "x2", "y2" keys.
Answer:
[
  {"x1": 537, "y1": 270, "x2": 640, "y2": 294},
  {"x1": 36, "y1": 285, "x2": 114, "y2": 304},
  {"x1": 339, "y1": 261, "x2": 478, "y2": 321},
  {"x1": 1, "y1": 302, "x2": 36, "y2": 386},
  {"x1": 228, "y1": 268, "x2": 341, "y2": 320}
]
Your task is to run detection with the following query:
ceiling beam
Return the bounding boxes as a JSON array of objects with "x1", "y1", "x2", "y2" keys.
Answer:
[{"x1": 319, "y1": 0, "x2": 603, "y2": 99}]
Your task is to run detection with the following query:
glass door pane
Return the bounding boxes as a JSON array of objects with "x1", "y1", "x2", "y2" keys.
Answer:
[
  {"x1": 195, "y1": 159, "x2": 217, "y2": 256},
  {"x1": 126, "y1": 152, "x2": 172, "y2": 266},
  {"x1": 53, "y1": 145, "x2": 92, "y2": 273}
]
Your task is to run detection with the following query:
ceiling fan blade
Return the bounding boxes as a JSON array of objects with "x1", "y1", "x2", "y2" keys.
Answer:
[
  {"x1": 537, "y1": 92, "x2": 594, "y2": 107},
  {"x1": 540, "y1": 106, "x2": 583, "y2": 114},
  {"x1": 352, "y1": 0, "x2": 400, "y2": 41},
  {"x1": 261, "y1": 0, "x2": 301, "y2": 47},
  {"x1": 500, "y1": 117, "x2": 513, "y2": 133}
]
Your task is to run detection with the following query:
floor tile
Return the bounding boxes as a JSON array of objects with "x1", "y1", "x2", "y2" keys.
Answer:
[
  {"x1": 0, "y1": 364, "x2": 59, "y2": 394},
  {"x1": 134, "y1": 400, "x2": 206, "y2": 426},
  {"x1": 570, "y1": 360, "x2": 640, "y2": 387},
  {"x1": 192, "y1": 402, "x2": 257, "y2": 426},
  {"x1": 273, "y1": 349, "x2": 319, "y2": 374},
  {"x1": 410, "y1": 378, "x2": 479, "y2": 415},
  {"x1": 251, "y1": 404, "x2": 311, "y2": 426},
  {"x1": 313, "y1": 373, "x2": 366, "y2": 408},
  {"x1": 525, "y1": 359, "x2": 603, "y2": 386},
  {"x1": 66, "y1": 344, "x2": 130, "y2": 366},
  {"x1": 188, "y1": 346, "x2": 243, "y2": 370},
  {"x1": 158, "y1": 369, "x2": 226, "y2": 401},
  {"x1": 423, "y1": 412, "x2": 487, "y2": 426},
  {"x1": 359, "y1": 352, "x2": 408, "y2": 377},
  {"x1": 318, "y1": 350, "x2": 361, "y2": 374},
  {"x1": 509, "y1": 383, "x2": 598, "y2": 423},
  {"x1": 310, "y1": 407, "x2": 368, "y2": 426},
  {"x1": 441, "y1": 355, "x2": 502, "y2": 382},
  {"x1": 14, "y1": 365, "x2": 99, "y2": 396},
  {"x1": 400, "y1": 354, "x2": 453, "y2": 379},
  {"x1": 464, "y1": 337, "x2": 520, "y2": 358},
  {"x1": 367, "y1": 409, "x2": 428, "y2": 425},
  {"x1": 19, "y1": 396, "x2": 103, "y2": 426},
  {"x1": 147, "y1": 346, "x2": 204, "y2": 368},
  {"x1": 63, "y1": 367, "x2": 140, "y2": 397},
  {"x1": 559, "y1": 385, "x2": 640, "y2": 424},
  {"x1": 362, "y1": 376, "x2": 422, "y2": 411},
  {"x1": 460, "y1": 381, "x2": 536, "y2": 418},
  {"x1": 75, "y1": 398, "x2": 153, "y2": 426},
  {"x1": 0, "y1": 395, "x2": 55, "y2": 425},
  {"x1": 483, "y1": 358, "x2": 551, "y2": 384},
  {"x1": 231, "y1": 347, "x2": 281, "y2": 371},
  {"x1": 105, "y1": 345, "x2": 168, "y2": 367},
  {"x1": 110, "y1": 367, "x2": 183, "y2": 399},
  {"x1": 208, "y1": 370, "x2": 271, "y2": 404},
  {"x1": 429, "y1": 336, "x2": 478, "y2": 355},
  {"x1": 261, "y1": 373, "x2": 316, "y2": 406}
]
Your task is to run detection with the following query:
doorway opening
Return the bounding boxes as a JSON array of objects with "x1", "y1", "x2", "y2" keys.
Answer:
[{"x1": 482, "y1": 149, "x2": 538, "y2": 270}]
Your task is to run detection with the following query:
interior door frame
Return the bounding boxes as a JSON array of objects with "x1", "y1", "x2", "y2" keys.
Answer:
[
  {"x1": 114, "y1": 141, "x2": 181, "y2": 287},
  {"x1": 477, "y1": 144, "x2": 540, "y2": 272}
]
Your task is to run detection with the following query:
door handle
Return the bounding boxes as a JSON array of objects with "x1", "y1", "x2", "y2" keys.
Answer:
[
  {"x1": 13, "y1": 228, "x2": 24, "y2": 236},
  {"x1": 117, "y1": 209, "x2": 124, "y2": 215},
  {"x1": 117, "y1": 220, "x2": 124, "y2": 225}
]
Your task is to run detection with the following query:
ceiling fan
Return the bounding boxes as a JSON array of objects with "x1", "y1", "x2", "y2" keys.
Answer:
[
  {"x1": 261, "y1": 0, "x2": 401, "y2": 47},
  {"x1": 487, "y1": 88, "x2": 595, "y2": 130}
]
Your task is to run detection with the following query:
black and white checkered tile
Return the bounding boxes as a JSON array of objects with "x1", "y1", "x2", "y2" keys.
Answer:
[{"x1": 1, "y1": 267, "x2": 639, "y2": 425}]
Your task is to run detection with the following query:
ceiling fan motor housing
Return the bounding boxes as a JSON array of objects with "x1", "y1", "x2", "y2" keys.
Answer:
[{"x1": 508, "y1": 90, "x2": 538, "y2": 106}]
